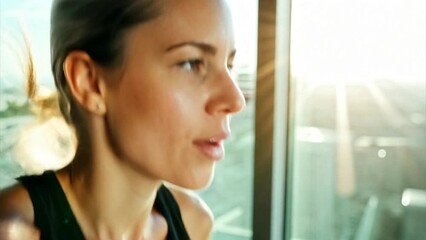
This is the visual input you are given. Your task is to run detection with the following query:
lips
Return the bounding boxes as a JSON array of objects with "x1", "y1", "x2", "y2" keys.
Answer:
[{"x1": 193, "y1": 133, "x2": 228, "y2": 160}]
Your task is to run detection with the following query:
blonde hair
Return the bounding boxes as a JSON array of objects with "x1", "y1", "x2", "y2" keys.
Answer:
[{"x1": 12, "y1": 31, "x2": 76, "y2": 174}]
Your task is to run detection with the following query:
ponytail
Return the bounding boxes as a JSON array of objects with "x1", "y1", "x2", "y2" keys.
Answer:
[{"x1": 12, "y1": 31, "x2": 76, "y2": 174}]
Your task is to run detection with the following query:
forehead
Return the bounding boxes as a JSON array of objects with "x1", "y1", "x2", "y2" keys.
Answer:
[
  {"x1": 162, "y1": 0, "x2": 230, "y2": 20},
  {"x1": 126, "y1": 0, "x2": 235, "y2": 53}
]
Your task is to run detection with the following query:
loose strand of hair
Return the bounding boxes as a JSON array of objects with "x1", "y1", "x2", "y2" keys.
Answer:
[{"x1": 22, "y1": 30, "x2": 37, "y2": 101}]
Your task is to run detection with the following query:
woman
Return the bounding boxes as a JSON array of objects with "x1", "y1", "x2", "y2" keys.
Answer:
[{"x1": 0, "y1": 0, "x2": 245, "y2": 239}]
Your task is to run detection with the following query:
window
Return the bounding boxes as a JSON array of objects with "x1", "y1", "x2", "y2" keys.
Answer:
[{"x1": 287, "y1": 0, "x2": 426, "y2": 239}]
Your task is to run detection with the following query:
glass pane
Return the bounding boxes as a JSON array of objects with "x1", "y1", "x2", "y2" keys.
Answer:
[
  {"x1": 287, "y1": 0, "x2": 425, "y2": 239},
  {"x1": 197, "y1": 0, "x2": 257, "y2": 239}
]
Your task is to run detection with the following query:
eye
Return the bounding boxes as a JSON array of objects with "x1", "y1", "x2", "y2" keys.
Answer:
[{"x1": 178, "y1": 59, "x2": 204, "y2": 73}]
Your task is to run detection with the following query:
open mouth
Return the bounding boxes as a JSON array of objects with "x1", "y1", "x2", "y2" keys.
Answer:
[
  {"x1": 194, "y1": 139, "x2": 224, "y2": 160},
  {"x1": 208, "y1": 138, "x2": 219, "y2": 146}
]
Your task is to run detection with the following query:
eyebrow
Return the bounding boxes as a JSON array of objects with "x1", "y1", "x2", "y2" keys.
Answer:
[{"x1": 166, "y1": 41, "x2": 217, "y2": 55}]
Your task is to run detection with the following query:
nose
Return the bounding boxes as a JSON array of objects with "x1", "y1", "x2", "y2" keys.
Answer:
[{"x1": 205, "y1": 69, "x2": 246, "y2": 115}]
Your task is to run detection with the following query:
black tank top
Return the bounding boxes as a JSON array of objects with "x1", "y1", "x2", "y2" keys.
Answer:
[{"x1": 19, "y1": 171, "x2": 190, "y2": 240}]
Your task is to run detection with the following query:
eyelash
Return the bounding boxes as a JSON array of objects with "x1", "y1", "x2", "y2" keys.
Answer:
[
  {"x1": 177, "y1": 59, "x2": 235, "y2": 75},
  {"x1": 178, "y1": 59, "x2": 205, "y2": 73}
]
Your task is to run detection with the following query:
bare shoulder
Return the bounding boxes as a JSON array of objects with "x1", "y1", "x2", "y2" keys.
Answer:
[
  {"x1": 166, "y1": 184, "x2": 214, "y2": 240},
  {"x1": 0, "y1": 183, "x2": 40, "y2": 239},
  {"x1": 0, "y1": 183, "x2": 34, "y2": 222}
]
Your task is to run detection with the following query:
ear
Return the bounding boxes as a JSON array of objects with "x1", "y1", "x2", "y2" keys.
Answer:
[{"x1": 63, "y1": 51, "x2": 106, "y2": 115}]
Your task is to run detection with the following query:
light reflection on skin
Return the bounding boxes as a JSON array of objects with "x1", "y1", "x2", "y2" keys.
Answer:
[{"x1": 0, "y1": 219, "x2": 40, "y2": 240}]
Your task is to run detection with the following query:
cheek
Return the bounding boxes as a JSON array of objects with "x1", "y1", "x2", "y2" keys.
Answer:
[
  {"x1": 151, "y1": 90, "x2": 203, "y2": 142},
  {"x1": 106, "y1": 81, "x2": 200, "y2": 158}
]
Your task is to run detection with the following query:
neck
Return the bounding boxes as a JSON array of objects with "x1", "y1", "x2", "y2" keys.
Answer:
[
  {"x1": 56, "y1": 114, "x2": 167, "y2": 239},
  {"x1": 57, "y1": 149, "x2": 163, "y2": 239}
]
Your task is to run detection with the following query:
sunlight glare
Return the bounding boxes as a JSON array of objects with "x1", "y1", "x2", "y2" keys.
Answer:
[{"x1": 290, "y1": 0, "x2": 425, "y2": 85}]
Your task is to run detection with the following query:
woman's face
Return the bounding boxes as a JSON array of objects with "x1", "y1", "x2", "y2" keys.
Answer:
[{"x1": 103, "y1": 0, "x2": 245, "y2": 189}]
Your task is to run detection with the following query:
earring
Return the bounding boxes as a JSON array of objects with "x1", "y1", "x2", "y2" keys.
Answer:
[
  {"x1": 95, "y1": 102, "x2": 105, "y2": 114},
  {"x1": 93, "y1": 99, "x2": 105, "y2": 114}
]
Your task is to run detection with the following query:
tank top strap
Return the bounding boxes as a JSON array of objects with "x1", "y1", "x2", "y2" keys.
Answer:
[
  {"x1": 18, "y1": 171, "x2": 85, "y2": 240},
  {"x1": 19, "y1": 172, "x2": 190, "y2": 240},
  {"x1": 155, "y1": 185, "x2": 191, "y2": 240}
]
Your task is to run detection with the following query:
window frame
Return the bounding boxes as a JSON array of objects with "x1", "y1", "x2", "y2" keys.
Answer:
[{"x1": 252, "y1": 0, "x2": 292, "y2": 239}]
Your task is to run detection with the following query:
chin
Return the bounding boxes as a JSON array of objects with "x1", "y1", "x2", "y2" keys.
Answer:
[
  {"x1": 173, "y1": 169, "x2": 215, "y2": 190},
  {"x1": 166, "y1": 161, "x2": 217, "y2": 189},
  {"x1": 177, "y1": 175, "x2": 214, "y2": 190}
]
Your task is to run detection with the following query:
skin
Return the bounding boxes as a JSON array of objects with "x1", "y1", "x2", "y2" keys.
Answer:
[{"x1": 0, "y1": 0, "x2": 245, "y2": 239}]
